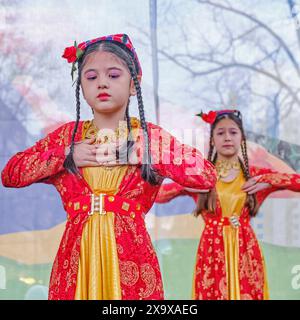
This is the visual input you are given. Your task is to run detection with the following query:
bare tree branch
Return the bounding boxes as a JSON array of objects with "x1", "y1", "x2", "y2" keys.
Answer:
[
  {"x1": 158, "y1": 46, "x2": 300, "y2": 106},
  {"x1": 197, "y1": 0, "x2": 300, "y2": 76}
]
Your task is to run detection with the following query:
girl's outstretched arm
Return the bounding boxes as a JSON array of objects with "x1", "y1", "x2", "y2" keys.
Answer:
[
  {"x1": 148, "y1": 123, "x2": 217, "y2": 190},
  {"x1": 155, "y1": 182, "x2": 187, "y2": 203},
  {"x1": 1, "y1": 123, "x2": 73, "y2": 188},
  {"x1": 249, "y1": 166, "x2": 300, "y2": 203}
]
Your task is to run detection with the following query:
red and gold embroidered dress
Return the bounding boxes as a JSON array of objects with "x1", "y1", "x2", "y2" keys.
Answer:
[{"x1": 156, "y1": 166, "x2": 300, "y2": 299}]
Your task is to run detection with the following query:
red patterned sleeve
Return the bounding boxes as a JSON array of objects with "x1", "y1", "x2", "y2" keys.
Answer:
[
  {"x1": 148, "y1": 123, "x2": 217, "y2": 190},
  {"x1": 1, "y1": 122, "x2": 72, "y2": 188},
  {"x1": 155, "y1": 182, "x2": 187, "y2": 203},
  {"x1": 250, "y1": 166, "x2": 300, "y2": 204}
]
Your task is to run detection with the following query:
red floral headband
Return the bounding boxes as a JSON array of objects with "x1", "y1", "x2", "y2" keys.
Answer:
[
  {"x1": 62, "y1": 34, "x2": 142, "y2": 80},
  {"x1": 196, "y1": 109, "x2": 242, "y2": 124}
]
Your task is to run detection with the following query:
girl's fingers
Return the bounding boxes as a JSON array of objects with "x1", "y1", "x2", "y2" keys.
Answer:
[
  {"x1": 95, "y1": 146, "x2": 117, "y2": 154},
  {"x1": 84, "y1": 137, "x2": 96, "y2": 144},
  {"x1": 184, "y1": 187, "x2": 209, "y2": 193},
  {"x1": 100, "y1": 161, "x2": 122, "y2": 167},
  {"x1": 253, "y1": 175, "x2": 262, "y2": 182},
  {"x1": 242, "y1": 180, "x2": 255, "y2": 189},
  {"x1": 80, "y1": 161, "x2": 100, "y2": 167},
  {"x1": 246, "y1": 188, "x2": 258, "y2": 194},
  {"x1": 247, "y1": 190, "x2": 257, "y2": 195},
  {"x1": 83, "y1": 156, "x2": 98, "y2": 162},
  {"x1": 98, "y1": 154, "x2": 117, "y2": 161},
  {"x1": 244, "y1": 182, "x2": 271, "y2": 194},
  {"x1": 247, "y1": 186, "x2": 262, "y2": 194},
  {"x1": 241, "y1": 182, "x2": 249, "y2": 190},
  {"x1": 96, "y1": 155, "x2": 117, "y2": 163},
  {"x1": 243, "y1": 185, "x2": 257, "y2": 193},
  {"x1": 90, "y1": 148, "x2": 98, "y2": 155},
  {"x1": 242, "y1": 176, "x2": 262, "y2": 189}
]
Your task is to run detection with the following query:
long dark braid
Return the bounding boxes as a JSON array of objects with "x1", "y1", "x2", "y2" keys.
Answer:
[
  {"x1": 63, "y1": 77, "x2": 81, "y2": 175},
  {"x1": 207, "y1": 135, "x2": 214, "y2": 162},
  {"x1": 128, "y1": 63, "x2": 161, "y2": 185},
  {"x1": 240, "y1": 139, "x2": 259, "y2": 216},
  {"x1": 118, "y1": 104, "x2": 135, "y2": 164},
  {"x1": 241, "y1": 139, "x2": 250, "y2": 178},
  {"x1": 125, "y1": 105, "x2": 134, "y2": 154},
  {"x1": 125, "y1": 106, "x2": 131, "y2": 132},
  {"x1": 194, "y1": 133, "x2": 216, "y2": 216}
]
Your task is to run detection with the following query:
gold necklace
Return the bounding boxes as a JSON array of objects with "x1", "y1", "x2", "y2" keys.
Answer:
[
  {"x1": 89, "y1": 120, "x2": 128, "y2": 144},
  {"x1": 89, "y1": 117, "x2": 140, "y2": 144},
  {"x1": 87, "y1": 122, "x2": 127, "y2": 171},
  {"x1": 86, "y1": 118, "x2": 140, "y2": 170},
  {"x1": 215, "y1": 159, "x2": 240, "y2": 180}
]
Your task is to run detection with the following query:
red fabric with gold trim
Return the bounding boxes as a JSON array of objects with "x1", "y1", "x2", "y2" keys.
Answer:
[{"x1": 156, "y1": 182, "x2": 199, "y2": 203}]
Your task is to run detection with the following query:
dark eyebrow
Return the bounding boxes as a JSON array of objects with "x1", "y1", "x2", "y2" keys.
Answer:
[
  {"x1": 107, "y1": 67, "x2": 123, "y2": 71},
  {"x1": 216, "y1": 127, "x2": 238, "y2": 130},
  {"x1": 84, "y1": 67, "x2": 123, "y2": 74},
  {"x1": 83, "y1": 69, "x2": 96, "y2": 75}
]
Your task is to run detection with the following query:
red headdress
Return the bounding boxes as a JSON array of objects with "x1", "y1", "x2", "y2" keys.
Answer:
[
  {"x1": 196, "y1": 109, "x2": 242, "y2": 124},
  {"x1": 62, "y1": 34, "x2": 142, "y2": 80}
]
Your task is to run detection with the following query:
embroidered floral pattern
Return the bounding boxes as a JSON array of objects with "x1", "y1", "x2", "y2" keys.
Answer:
[
  {"x1": 139, "y1": 264, "x2": 156, "y2": 299},
  {"x1": 119, "y1": 261, "x2": 139, "y2": 286}
]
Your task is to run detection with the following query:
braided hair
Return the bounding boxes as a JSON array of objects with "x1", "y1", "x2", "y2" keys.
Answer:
[
  {"x1": 63, "y1": 78, "x2": 81, "y2": 175},
  {"x1": 63, "y1": 41, "x2": 160, "y2": 185},
  {"x1": 194, "y1": 113, "x2": 259, "y2": 217}
]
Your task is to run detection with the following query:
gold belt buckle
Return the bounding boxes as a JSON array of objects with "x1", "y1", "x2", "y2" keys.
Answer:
[
  {"x1": 88, "y1": 193, "x2": 107, "y2": 216},
  {"x1": 229, "y1": 215, "x2": 241, "y2": 228}
]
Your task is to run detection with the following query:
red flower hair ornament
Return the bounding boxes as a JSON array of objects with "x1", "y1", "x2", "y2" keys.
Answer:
[
  {"x1": 196, "y1": 111, "x2": 217, "y2": 124},
  {"x1": 196, "y1": 109, "x2": 242, "y2": 125}
]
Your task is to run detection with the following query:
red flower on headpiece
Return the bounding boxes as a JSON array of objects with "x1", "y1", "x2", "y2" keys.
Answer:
[
  {"x1": 62, "y1": 42, "x2": 85, "y2": 80},
  {"x1": 196, "y1": 111, "x2": 217, "y2": 124},
  {"x1": 62, "y1": 46, "x2": 77, "y2": 63}
]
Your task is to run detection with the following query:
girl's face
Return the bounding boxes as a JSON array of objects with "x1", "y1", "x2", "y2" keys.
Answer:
[
  {"x1": 212, "y1": 117, "x2": 242, "y2": 159},
  {"x1": 81, "y1": 51, "x2": 138, "y2": 114}
]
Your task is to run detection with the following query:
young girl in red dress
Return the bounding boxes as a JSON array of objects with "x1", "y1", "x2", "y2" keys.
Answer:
[
  {"x1": 1, "y1": 34, "x2": 217, "y2": 300},
  {"x1": 156, "y1": 109, "x2": 300, "y2": 300}
]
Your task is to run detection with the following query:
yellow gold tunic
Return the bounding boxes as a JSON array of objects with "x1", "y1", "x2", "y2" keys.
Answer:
[
  {"x1": 216, "y1": 170, "x2": 269, "y2": 300},
  {"x1": 74, "y1": 121, "x2": 128, "y2": 300}
]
